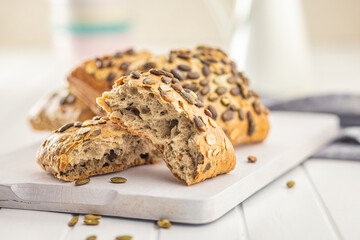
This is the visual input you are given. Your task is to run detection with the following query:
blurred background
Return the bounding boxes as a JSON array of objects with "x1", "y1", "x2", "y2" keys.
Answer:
[{"x1": 0, "y1": 0, "x2": 359, "y2": 153}]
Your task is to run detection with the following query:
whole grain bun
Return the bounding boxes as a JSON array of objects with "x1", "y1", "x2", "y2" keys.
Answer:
[
  {"x1": 67, "y1": 49, "x2": 152, "y2": 115},
  {"x1": 97, "y1": 70, "x2": 236, "y2": 185},
  {"x1": 36, "y1": 116, "x2": 161, "y2": 181},
  {"x1": 28, "y1": 88, "x2": 95, "y2": 131},
  {"x1": 129, "y1": 46, "x2": 270, "y2": 146}
]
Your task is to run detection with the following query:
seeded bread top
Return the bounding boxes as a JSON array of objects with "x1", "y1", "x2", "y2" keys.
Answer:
[
  {"x1": 38, "y1": 116, "x2": 124, "y2": 173},
  {"x1": 68, "y1": 49, "x2": 152, "y2": 114},
  {"x1": 71, "y1": 49, "x2": 152, "y2": 93},
  {"x1": 129, "y1": 46, "x2": 270, "y2": 146},
  {"x1": 28, "y1": 87, "x2": 95, "y2": 131},
  {"x1": 97, "y1": 69, "x2": 236, "y2": 185}
]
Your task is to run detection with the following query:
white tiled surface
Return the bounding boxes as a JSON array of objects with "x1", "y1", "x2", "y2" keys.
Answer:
[{"x1": 0, "y1": 47, "x2": 359, "y2": 239}]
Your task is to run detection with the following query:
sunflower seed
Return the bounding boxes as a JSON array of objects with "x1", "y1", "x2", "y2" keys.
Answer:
[
  {"x1": 110, "y1": 177, "x2": 127, "y2": 183},
  {"x1": 92, "y1": 116, "x2": 102, "y2": 120}
]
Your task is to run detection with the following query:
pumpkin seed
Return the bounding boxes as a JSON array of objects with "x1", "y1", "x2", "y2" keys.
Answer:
[
  {"x1": 86, "y1": 235, "x2": 97, "y2": 240},
  {"x1": 157, "y1": 219, "x2": 172, "y2": 229},
  {"x1": 247, "y1": 155, "x2": 257, "y2": 163},
  {"x1": 115, "y1": 235, "x2": 133, "y2": 240},
  {"x1": 75, "y1": 178, "x2": 90, "y2": 186},
  {"x1": 143, "y1": 78, "x2": 156, "y2": 85},
  {"x1": 84, "y1": 214, "x2": 102, "y2": 220},
  {"x1": 287, "y1": 180, "x2": 295, "y2": 188},
  {"x1": 84, "y1": 219, "x2": 100, "y2": 225},
  {"x1": 110, "y1": 177, "x2": 127, "y2": 183},
  {"x1": 68, "y1": 216, "x2": 79, "y2": 227}
]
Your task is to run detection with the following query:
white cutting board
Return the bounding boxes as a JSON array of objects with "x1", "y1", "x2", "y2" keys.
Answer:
[{"x1": 0, "y1": 112, "x2": 339, "y2": 224}]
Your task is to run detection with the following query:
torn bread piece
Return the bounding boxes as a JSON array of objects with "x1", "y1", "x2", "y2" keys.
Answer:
[
  {"x1": 97, "y1": 70, "x2": 236, "y2": 185},
  {"x1": 36, "y1": 116, "x2": 161, "y2": 181}
]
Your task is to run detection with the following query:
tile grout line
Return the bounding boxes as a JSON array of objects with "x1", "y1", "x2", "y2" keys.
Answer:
[
  {"x1": 237, "y1": 203, "x2": 250, "y2": 240},
  {"x1": 301, "y1": 164, "x2": 344, "y2": 240}
]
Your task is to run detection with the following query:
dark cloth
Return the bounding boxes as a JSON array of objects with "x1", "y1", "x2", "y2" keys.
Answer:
[{"x1": 263, "y1": 94, "x2": 360, "y2": 160}]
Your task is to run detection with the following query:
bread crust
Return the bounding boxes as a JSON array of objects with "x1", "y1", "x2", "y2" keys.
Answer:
[
  {"x1": 129, "y1": 46, "x2": 270, "y2": 146},
  {"x1": 36, "y1": 117, "x2": 161, "y2": 181},
  {"x1": 97, "y1": 70, "x2": 236, "y2": 185},
  {"x1": 67, "y1": 49, "x2": 152, "y2": 115},
  {"x1": 28, "y1": 88, "x2": 95, "y2": 131}
]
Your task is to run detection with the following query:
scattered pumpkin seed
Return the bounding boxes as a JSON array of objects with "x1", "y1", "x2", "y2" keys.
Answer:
[
  {"x1": 247, "y1": 155, "x2": 257, "y2": 163},
  {"x1": 110, "y1": 177, "x2": 127, "y2": 183},
  {"x1": 287, "y1": 180, "x2": 295, "y2": 188},
  {"x1": 84, "y1": 214, "x2": 102, "y2": 220},
  {"x1": 86, "y1": 235, "x2": 97, "y2": 240},
  {"x1": 157, "y1": 219, "x2": 172, "y2": 229},
  {"x1": 84, "y1": 219, "x2": 100, "y2": 225},
  {"x1": 75, "y1": 178, "x2": 90, "y2": 186},
  {"x1": 115, "y1": 236, "x2": 133, "y2": 240},
  {"x1": 68, "y1": 216, "x2": 79, "y2": 227}
]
